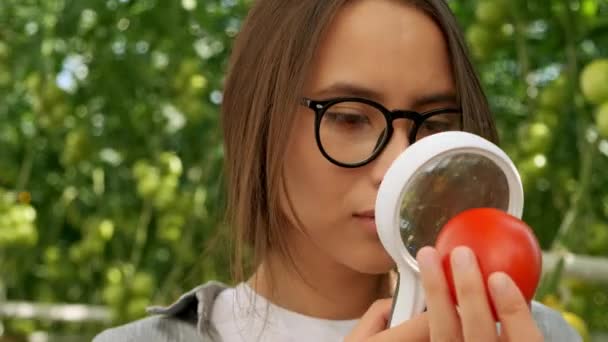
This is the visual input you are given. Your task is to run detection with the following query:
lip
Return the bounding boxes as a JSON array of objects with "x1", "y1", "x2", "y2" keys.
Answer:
[
  {"x1": 354, "y1": 210, "x2": 377, "y2": 233},
  {"x1": 354, "y1": 210, "x2": 375, "y2": 219}
]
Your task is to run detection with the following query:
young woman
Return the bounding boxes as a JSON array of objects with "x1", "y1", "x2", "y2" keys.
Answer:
[{"x1": 95, "y1": 0, "x2": 580, "y2": 341}]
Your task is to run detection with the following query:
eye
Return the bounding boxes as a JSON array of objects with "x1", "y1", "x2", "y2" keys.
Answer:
[
  {"x1": 324, "y1": 112, "x2": 371, "y2": 127},
  {"x1": 417, "y1": 112, "x2": 462, "y2": 138},
  {"x1": 420, "y1": 118, "x2": 452, "y2": 132}
]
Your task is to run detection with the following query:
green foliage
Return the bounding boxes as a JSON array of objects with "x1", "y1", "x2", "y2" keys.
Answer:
[
  {"x1": 0, "y1": 0, "x2": 607, "y2": 338},
  {"x1": 454, "y1": 0, "x2": 608, "y2": 333},
  {"x1": 0, "y1": 0, "x2": 247, "y2": 336}
]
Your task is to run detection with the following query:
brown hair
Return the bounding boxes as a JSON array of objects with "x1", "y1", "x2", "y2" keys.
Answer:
[{"x1": 221, "y1": 0, "x2": 497, "y2": 289}]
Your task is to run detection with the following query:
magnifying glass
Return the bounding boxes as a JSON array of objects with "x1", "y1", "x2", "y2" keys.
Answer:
[{"x1": 375, "y1": 131, "x2": 524, "y2": 328}]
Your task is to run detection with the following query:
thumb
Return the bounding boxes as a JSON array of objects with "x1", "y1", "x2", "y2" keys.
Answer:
[{"x1": 345, "y1": 299, "x2": 393, "y2": 341}]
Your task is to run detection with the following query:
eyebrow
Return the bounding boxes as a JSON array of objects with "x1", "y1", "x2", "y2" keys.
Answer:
[
  {"x1": 311, "y1": 82, "x2": 458, "y2": 108},
  {"x1": 312, "y1": 82, "x2": 384, "y2": 101},
  {"x1": 411, "y1": 93, "x2": 458, "y2": 108}
]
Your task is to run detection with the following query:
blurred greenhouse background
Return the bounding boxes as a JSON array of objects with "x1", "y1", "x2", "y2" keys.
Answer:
[{"x1": 0, "y1": 0, "x2": 607, "y2": 340}]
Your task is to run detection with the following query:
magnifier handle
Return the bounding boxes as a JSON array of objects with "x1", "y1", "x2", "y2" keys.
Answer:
[{"x1": 387, "y1": 270, "x2": 426, "y2": 328}]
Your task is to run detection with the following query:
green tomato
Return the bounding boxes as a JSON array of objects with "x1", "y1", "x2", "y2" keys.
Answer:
[
  {"x1": 102, "y1": 283, "x2": 125, "y2": 306},
  {"x1": 11, "y1": 204, "x2": 37, "y2": 223},
  {"x1": 133, "y1": 160, "x2": 153, "y2": 179},
  {"x1": 178, "y1": 58, "x2": 200, "y2": 77},
  {"x1": 69, "y1": 244, "x2": 84, "y2": 262},
  {"x1": 136, "y1": 166, "x2": 161, "y2": 198},
  {"x1": 159, "y1": 152, "x2": 183, "y2": 176},
  {"x1": 595, "y1": 102, "x2": 608, "y2": 138},
  {"x1": 517, "y1": 155, "x2": 547, "y2": 189},
  {"x1": 580, "y1": 59, "x2": 608, "y2": 105},
  {"x1": 25, "y1": 72, "x2": 42, "y2": 92},
  {"x1": 61, "y1": 129, "x2": 91, "y2": 166},
  {"x1": 21, "y1": 223, "x2": 37, "y2": 245},
  {"x1": 519, "y1": 122, "x2": 552, "y2": 154},
  {"x1": 48, "y1": 103, "x2": 69, "y2": 129},
  {"x1": 476, "y1": 0, "x2": 509, "y2": 26},
  {"x1": 44, "y1": 246, "x2": 61, "y2": 264},
  {"x1": 158, "y1": 213, "x2": 185, "y2": 242},
  {"x1": 105, "y1": 267, "x2": 123, "y2": 284},
  {"x1": 42, "y1": 83, "x2": 64, "y2": 104},
  {"x1": 466, "y1": 23, "x2": 495, "y2": 60},
  {"x1": 189, "y1": 74, "x2": 207, "y2": 91},
  {"x1": 131, "y1": 272, "x2": 154, "y2": 296},
  {"x1": 178, "y1": 98, "x2": 205, "y2": 122},
  {"x1": 97, "y1": 219, "x2": 115, "y2": 240},
  {"x1": 126, "y1": 297, "x2": 150, "y2": 319},
  {"x1": 539, "y1": 76, "x2": 569, "y2": 110},
  {"x1": 153, "y1": 175, "x2": 179, "y2": 209},
  {"x1": 586, "y1": 222, "x2": 608, "y2": 255}
]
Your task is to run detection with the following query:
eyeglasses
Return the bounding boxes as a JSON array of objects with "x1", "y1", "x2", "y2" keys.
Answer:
[{"x1": 301, "y1": 97, "x2": 462, "y2": 168}]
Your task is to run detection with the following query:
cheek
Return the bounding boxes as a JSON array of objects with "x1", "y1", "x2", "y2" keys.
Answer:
[
  {"x1": 280, "y1": 112, "x2": 394, "y2": 273},
  {"x1": 281, "y1": 112, "x2": 352, "y2": 229}
]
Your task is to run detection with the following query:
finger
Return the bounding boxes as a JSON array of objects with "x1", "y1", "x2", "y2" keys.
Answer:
[
  {"x1": 488, "y1": 272, "x2": 543, "y2": 342},
  {"x1": 369, "y1": 312, "x2": 430, "y2": 342},
  {"x1": 416, "y1": 246, "x2": 462, "y2": 341},
  {"x1": 451, "y1": 246, "x2": 499, "y2": 341},
  {"x1": 344, "y1": 298, "x2": 392, "y2": 341}
]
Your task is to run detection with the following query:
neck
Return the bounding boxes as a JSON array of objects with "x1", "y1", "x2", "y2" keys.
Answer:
[{"x1": 247, "y1": 234, "x2": 394, "y2": 320}]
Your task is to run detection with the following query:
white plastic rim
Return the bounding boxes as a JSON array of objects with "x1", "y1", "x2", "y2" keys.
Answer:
[{"x1": 375, "y1": 131, "x2": 524, "y2": 326}]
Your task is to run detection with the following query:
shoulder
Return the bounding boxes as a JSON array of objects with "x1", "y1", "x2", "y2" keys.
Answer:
[
  {"x1": 530, "y1": 301, "x2": 582, "y2": 342},
  {"x1": 92, "y1": 315, "x2": 200, "y2": 342},
  {"x1": 93, "y1": 281, "x2": 230, "y2": 342}
]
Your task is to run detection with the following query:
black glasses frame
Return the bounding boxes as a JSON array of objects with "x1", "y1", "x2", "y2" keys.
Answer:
[{"x1": 301, "y1": 97, "x2": 462, "y2": 168}]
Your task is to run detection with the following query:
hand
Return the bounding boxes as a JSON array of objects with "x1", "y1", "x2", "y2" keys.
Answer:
[
  {"x1": 344, "y1": 298, "x2": 429, "y2": 342},
  {"x1": 345, "y1": 246, "x2": 544, "y2": 341},
  {"x1": 416, "y1": 246, "x2": 544, "y2": 341}
]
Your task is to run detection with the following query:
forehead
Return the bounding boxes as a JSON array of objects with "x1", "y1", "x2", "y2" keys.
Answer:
[{"x1": 306, "y1": 0, "x2": 455, "y2": 108}]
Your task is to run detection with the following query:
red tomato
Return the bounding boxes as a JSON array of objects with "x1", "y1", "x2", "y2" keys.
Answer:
[{"x1": 435, "y1": 208, "x2": 542, "y2": 320}]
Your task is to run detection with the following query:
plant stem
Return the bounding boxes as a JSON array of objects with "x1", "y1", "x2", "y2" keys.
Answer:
[
  {"x1": 511, "y1": 1, "x2": 531, "y2": 80},
  {"x1": 551, "y1": 0, "x2": 596, "y2": 249},
  {"x1": 15, "y1": 145, "x2": 34, "y2": 192},
  {"x1": 130, "y1": 201, "x2": 153, "y2": 271}
]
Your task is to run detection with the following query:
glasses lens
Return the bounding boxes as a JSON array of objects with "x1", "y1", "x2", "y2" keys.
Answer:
[
  {"x1": 319, "y1": 101, "x2": 387, "y2": 165},
  {"x1": 416, "y1": 112, "x2": 462, "y2": 141}
]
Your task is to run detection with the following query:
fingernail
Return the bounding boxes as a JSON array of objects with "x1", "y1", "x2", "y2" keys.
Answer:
[
  {"x1": 451, "y1": 246, "x2": 473, "y2": 271},
  {"x1": 416, "y1": 246, "x2": 435, "y2": 269},
  {"x1": 488, "y1": 272, "x2": 513, "y2": 296}
]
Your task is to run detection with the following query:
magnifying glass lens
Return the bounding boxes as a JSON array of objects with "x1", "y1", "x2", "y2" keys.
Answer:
[{"x1": 398, "y1": 153, "x2": 509, "y2": 256}]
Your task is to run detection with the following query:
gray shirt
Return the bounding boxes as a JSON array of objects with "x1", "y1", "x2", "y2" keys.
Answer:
[{"x1": 93, "y1": 281, "x2": 581, "y2": 342}]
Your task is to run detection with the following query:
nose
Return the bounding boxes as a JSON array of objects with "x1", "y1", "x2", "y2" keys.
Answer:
[{"x1": 370, "y1": 121, "x2": 411, "y2": 187}]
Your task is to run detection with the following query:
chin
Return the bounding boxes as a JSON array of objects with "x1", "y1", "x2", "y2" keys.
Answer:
[{"x1": 347, "y1": 249, "x2": 396, "y2": 275}]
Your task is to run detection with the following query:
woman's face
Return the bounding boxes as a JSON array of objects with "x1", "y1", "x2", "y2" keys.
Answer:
[{"x1": 282, "y1": 0, "x2": 457, "y2": 275}]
